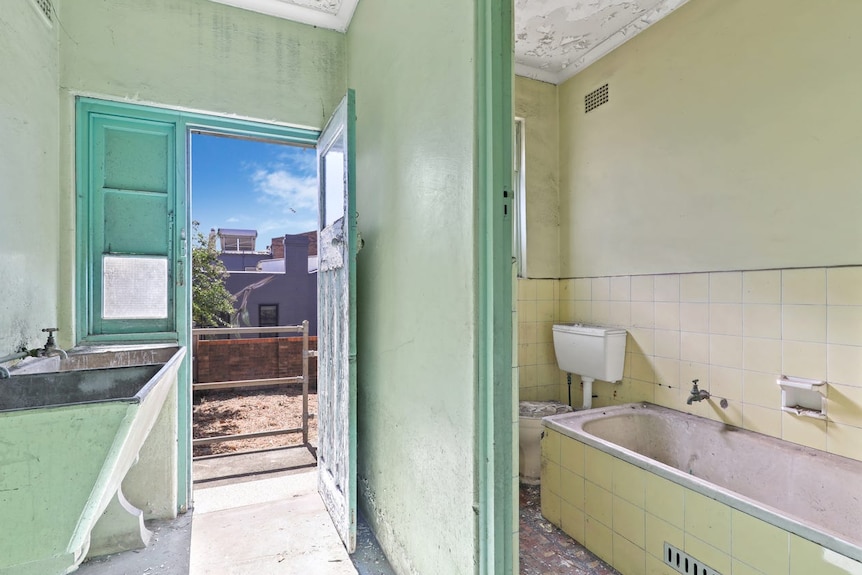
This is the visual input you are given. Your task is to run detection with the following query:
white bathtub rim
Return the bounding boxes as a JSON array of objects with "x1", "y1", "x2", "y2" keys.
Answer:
[{"x1": 543, "y1": 402, "x2": 862, "y2": 565}]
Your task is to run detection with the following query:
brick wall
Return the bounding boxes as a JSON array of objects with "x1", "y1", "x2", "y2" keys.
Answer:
[{"x1": 194, "y1": 336, "x2": 317, "y2": 388}]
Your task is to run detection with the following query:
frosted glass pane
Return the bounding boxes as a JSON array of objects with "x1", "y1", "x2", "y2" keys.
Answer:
[
  {"x1": 323, "y1": 144, "x2": 345, "y2": 227},
  {"x1": 103, "y1": 256, "x2": 168, "y2": 319}
]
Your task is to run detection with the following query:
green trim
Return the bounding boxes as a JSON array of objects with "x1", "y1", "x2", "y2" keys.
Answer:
[
  {"x1": 74, "y1": 96, "x2": 320, "y2": 512},
  {"x1": 476, "y1": 0, "x2": 514, "y2": 573}
]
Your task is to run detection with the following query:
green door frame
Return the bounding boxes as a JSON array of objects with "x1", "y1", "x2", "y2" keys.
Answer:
[
  {"x1": 75, "y1": 97, "x2": 319, "y2": 511},
  {"x1": 475, "y1": 0, "x2": 514, "y2": 573}
]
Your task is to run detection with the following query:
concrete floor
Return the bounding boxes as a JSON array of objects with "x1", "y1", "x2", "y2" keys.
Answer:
[{"x1": 77, "y1": 448, "x2": 395, "y2": 575}]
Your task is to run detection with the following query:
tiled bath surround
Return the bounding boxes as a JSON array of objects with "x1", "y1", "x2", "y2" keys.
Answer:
[{"x1": 517, "y1": 266, "x2": 862, "y2": 464}]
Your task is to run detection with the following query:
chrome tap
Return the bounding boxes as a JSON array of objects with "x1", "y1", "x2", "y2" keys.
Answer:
[
  {"x1": 34, "y1": 328, "x2": 68, "y2": 360},
  {"x1": 686, "y1": 379, "x2": 710, "y2": 405}
]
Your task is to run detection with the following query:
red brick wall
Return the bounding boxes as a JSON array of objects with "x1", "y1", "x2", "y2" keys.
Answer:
[{"x1": 194, "y1": 336, "x2": 317, "y2": 388}]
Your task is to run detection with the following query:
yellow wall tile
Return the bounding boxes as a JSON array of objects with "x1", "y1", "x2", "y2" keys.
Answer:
[
  {"x1": 655, "y1": 302, "x2": 680, "y2": 331},
  {"x1": 783, "y1": 304, "x2": 827, "y2": 343},
  {"x1": 680, "y1": 273, "x2": 709, "y2": 303},
  {"x1": 679, "y1": 363, "x2": 709, "y2": 397},
  {"x1": 655, "y1": 331, "x2": 680, "y2": 360},
  {"x1": 782, "y1": 340, "x2": 827, "y2": 381},
  {"x1": 611, "y1": 276, "x2": 631, "y2": 301},
  {"x1": 585, "y1": 516, "x2": 614, "y2": 565},
  {"x1": 683, "y1": 534, "x2": 731, "y2": 575},
  {"x1": 681, "y1": 332, "x2": 710, "y2": 364},
  {"x1": 631, "y1": 354, "x2": 656, "y2": 383},
  {"x1": 646, "y1": 553, "x2": 677, "y2": 575},
  {"x1": 540, "y1": 484, "x2": 561, "y2": 526},
  {"x1": 518, "y1": 300, "x2": 537, "y2": 322},
  {"x1": 632, "y1": 302, "x2": 656, "y2": 329},
  {"x1": 743, "y1": 337, "x2": 782, "y2": 374},
  {"x1": 593, "y1": 300, "x2": 610, "y2": 325},
  {"x1": 731, "y1": 510, "x2": 789, "y2": 574},
  {"x1": 518, "y1": 278, "x2": 537, "y2": 301},
  {"x1": 613, "y1": 532, "x2": 646, "y2": 575},
  {"x1": 560, "y1": 467, "x2": 585, "y2": 510},
  {"x1": 654, "y1": 357, "x2": 680, "y2": 390},
  {"x1": 827, "y1": 383, "x2": 862, "y2": 426},
  {"x1": 680, "y1": 303, "x2": 709, "y2": 333},
  {"x1": 644, "y1": 513, "x2": 683, "y2": 561},
  {"x1": 654, "y1": 381, "x2": 680, "y2": 408},
  {"x1": 518, "y1": 342, "x2": 537, "y2": 366},
  {"x1": 536, "y1": 300, "x2": 555, "y2": 323},
  {"x1": 585, "y1": 445, "x2": 614, "y2": 489},
  {"x1": 655, "y1": 274, "x2": 680, "y2": 303},
  {"x1": 519, "y1": 364, "x2": 538, "y2": 388},
  {"x1": 560, "y1": 436, "x2": 584, "y2": 475},
  {"x1": 592, "y1": 277, "x2": 610, "y2": 301},
  {"x1": 709, "y1": 303, "x2": 742, "y2": 336},
  {"x1": 542, "y1": 429, "x2": 561, "y2": 463},
  {"x1": 536, "y1": 279, "x2": 555, "y2": 301},
  {"x1": 610, "y1": 301, "x2": 632, "y2": 328},
  {"x1": 710, "y1": 272, "x2": 742, "y2": 303},
  {"x1": 613, "y1": 459, "x2": 645, "y2": 506},
  {"x1": 630, "y1": 328, "x2": 655, "y2": 357},
  {"x1": 684, "y1": 491, "x2": 731, "y2": 553},
  {"x1": 743, "y1": 304, "x2": 782, "y2": 339},
  {"x1": 710, "y1": 335, "x2": 743, "y2": 369},
  {"x1": 574, "y1": 278, "x2": 592, "y2": 300},
  {"x1": 743, "y1": 370, "x2": 781, "y2": 407},
  {"x1": 827, "y1": 421, "x2": 862, "y2": 461},
  {"x1": 783, "y1": 268, "x2": 826, "y2": 305},
  {"x1": 827, "y1": 344, "x2": 862, "y2": 387},
  {"x1": 709, "y1": 365, "x2": 742, "y2": 401},
  {"x1": 559, "y1": 278, "x2": 575, "y2": 301},
  {"x1": 743, "y1": 270, "x2": 781, "y2": 304},
  {"x1": 782, "y1": 412, "x2": 827, "y2": 450},
  {"x1": 584, "y1": 481, "x2": 613, "y2": 527},
  {"x1": 827, "y1": 267, "x2": 862, "y2": 306},
  {"x1": 561, "y1": 499, "x2": 585, "y2": 543},
  {"x1": 742, "y1": 404, "x2": 782, "y2": 438},
  {"x1": 574, "y1": 301, "x2": 592, "y2": 323},
  {"x1": 789, "y1": 534, "x2": 862, "y2": 575},
  {"x1": 632, "y1": 276, "x2": 655, "y2": 302},
  {"x1": 518, "y1": 321, "x2": 537, "y2": 345},
  {"x1": 827, "y1": 306, "x2": 862, "y2": 346},
  {"x1": 613, "y1": 496, "x2": 645, "y2": 548},
  {"x1": 542, "y1": 458, "x2": 561, "y2": 497},
  {"x1": 644, "y1": 474, "x2": 684, "y2": 528},
  {"x1": 732, "y1": 559, "x2": 766, "y2": 575},
  {"x1": 537, "y1": 322, "x2": 555, "y2": 343}
]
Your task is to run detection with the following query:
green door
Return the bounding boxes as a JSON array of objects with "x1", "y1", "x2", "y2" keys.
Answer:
[{"x1": 316, "y1": 91, "x2": 357, "y2": 552}]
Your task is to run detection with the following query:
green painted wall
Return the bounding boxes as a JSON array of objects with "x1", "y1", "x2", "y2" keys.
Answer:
[
  {"x1": 0, "y1": 1, "x2": 60, "y2": 354},
  {"x1": 558, "y1": 0, "x2": 862, "y2": 278},
  {"x1": 346, "y1": 0, "x2": 478, "y2": 572},
  {"x1": 515, "y1": 76, "x2": 559, "y2": 279},
  {"x1": 56, "y1": 0, "x2": 346, "y2": 343}
]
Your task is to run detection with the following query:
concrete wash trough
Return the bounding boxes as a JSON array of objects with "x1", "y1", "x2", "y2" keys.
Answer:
[
  {"x1": 0, "y1": 346, "x2": 185, "y2": 575},
  {"x1": 542, "y1": 403, "x2": 862, "y2": 574}
]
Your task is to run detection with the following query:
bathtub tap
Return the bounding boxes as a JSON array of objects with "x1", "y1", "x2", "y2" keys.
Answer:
[{"x1": 686, "y1": 379, "x2": 710, "y2": 404}]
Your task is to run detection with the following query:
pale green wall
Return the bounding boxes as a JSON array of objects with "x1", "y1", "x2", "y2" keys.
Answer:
[
  {"x1": 515, "y1": 76, "x2": 559, "y2": 279},
  {"x1": 558, "y1": 0, "x2": 862, "y2": 278},
  {"x1": 55, "y1": 0, "x2": 346, "y2": 344},
  {"x1": 0, "y1": 1, "x2": 60, "y2": 353},
  {"x1": 346, "y1": 0, "x2": 478, "y2": 572}
]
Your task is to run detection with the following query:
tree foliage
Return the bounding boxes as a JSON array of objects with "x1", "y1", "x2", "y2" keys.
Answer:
[{"x1": 191, "y1": 222, "x2": 235, "y2": 328}]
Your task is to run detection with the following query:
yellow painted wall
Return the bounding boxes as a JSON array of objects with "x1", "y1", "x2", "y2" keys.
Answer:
[
  {"x1": 515, "y1": 77, "x2": 559, "y2": 279},
  {"x1": 557, "y1": 0, "x2": 862, "y2": 278},
  {"x1": 346, "y1": 0, "x2": 478, "y2": 572},
  {"x1": 0, "y1": 1, "x2": 60, "y2": 353}
]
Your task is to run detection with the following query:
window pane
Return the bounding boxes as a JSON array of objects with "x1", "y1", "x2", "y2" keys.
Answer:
[{"x1": 103, "y1": 255, "x2": 169, "y2": 319}]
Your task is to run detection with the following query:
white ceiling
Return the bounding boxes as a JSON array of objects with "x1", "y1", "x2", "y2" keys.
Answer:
[{"x1": 211, "y1": 0, "x2": 689, "y2": 84}]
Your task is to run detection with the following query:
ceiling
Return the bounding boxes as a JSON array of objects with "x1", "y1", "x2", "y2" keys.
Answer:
[{"x1": 211, "y1": 0, "x2": 689, "y2": 84}]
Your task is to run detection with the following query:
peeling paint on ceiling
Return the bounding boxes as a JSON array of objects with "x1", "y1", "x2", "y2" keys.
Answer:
[
  {"x1": 208, "y1": 0, "x2": 357, "y2": 32},
  {"x1": 515, "y1": 0, "x2": 691, "y2": 84},
  {"x1": 211, "y1": 0, "x2": 688, "y2": 84}
]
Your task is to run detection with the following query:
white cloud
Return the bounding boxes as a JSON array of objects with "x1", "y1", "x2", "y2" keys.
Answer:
[
  {"x1": 251, "y1": 168, "x2": 318, "y2": 212},
  {"x1": 226, "y1": 216, "x2": 240, "y2": 223}
]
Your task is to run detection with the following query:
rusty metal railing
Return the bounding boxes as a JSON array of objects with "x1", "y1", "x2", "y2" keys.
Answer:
[{"x1": 191, "y1": 321, "x2": 318, "y2": 458}]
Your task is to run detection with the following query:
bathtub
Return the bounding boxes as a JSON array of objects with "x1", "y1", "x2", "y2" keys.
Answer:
[
  {"x1": 0, "y1": 346, "x2": 186, "y2": 575},
  {"x1": 541, "y1": 403, "x2": 862, "y2": 575}
]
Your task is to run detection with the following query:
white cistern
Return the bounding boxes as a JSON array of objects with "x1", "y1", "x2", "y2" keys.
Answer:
[{"x1": 552, "y1": 323, "x2": 626, "y2": 410}]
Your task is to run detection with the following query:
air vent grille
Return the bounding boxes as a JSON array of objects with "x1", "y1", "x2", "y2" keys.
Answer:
[
  {"x1": 33, "y1": 0, "x2": 53, "y2": 25},
  {"x1": 585, "y1": 83, "x2": 609, "y2": 113},
  {"x1": 663, "y1": 543, "x2": 722, "y2": 575}
]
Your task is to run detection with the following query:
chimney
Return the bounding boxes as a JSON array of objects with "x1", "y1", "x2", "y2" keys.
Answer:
[{"x1": 270, "y1": 236, "x2": 285, "y2": 259}]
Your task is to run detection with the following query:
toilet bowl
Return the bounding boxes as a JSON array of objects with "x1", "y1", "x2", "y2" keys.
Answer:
[{"x1": 519, "y1": 400, "x2": 572, "y2": 484}]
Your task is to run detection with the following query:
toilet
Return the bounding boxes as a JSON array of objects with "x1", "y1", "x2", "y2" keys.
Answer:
[
  {"x1": 518, "y1": 401, "x2": 572, "y2": 484},
  {"x1": 518, "y1": 323, "x2": 627, "y2": 484}
]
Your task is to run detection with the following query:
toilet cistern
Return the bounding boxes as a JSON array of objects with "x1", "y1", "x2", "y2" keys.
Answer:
[{"x1": 552, "y1": 324, "x2": 626, "y2": 410}]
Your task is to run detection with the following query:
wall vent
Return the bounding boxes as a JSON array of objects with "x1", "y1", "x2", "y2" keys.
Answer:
[
  {"x1": 32, "y1": 0, "x2": 53, "y2": 26},
  {"x1": 584, "y1": 83, "x2": 609, "y2": 113},
  {"x1": 663, "y1": 543, "x2": 722, "y2": 575}
]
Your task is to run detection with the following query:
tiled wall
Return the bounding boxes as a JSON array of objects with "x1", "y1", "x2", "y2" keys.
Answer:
[
  {"x1": 541, "y1": 429, "x2": 862, "y2": 575},
  {"x1": 517, "y1": 266, "x2": 862, "y2": 463}
]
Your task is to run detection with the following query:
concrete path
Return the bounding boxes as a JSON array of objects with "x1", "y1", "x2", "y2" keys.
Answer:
[{"x1": 190, "y1": 470, "x2": 357, "y2": 575}]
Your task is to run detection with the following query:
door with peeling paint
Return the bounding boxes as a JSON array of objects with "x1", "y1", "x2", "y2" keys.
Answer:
[{"x1": 316, "y1": 91, "x2": 357, "y2": 553}]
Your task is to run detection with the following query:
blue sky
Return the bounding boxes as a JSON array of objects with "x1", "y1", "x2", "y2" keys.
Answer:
[{"x1": 190, "y1": 133, "x2": 318, "y2": 247}]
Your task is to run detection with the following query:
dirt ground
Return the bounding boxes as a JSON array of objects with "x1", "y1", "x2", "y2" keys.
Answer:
[{"x1": 193, "y1": 387, "x2": 318, "y2": 457}]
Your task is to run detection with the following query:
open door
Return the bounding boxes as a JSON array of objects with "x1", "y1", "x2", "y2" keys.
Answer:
[{"x1": 316, "y1": 91, "x2": 357, "y2": 553}]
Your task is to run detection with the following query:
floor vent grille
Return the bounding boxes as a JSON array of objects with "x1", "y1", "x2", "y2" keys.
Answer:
[
  {"x1": 663, "y1": 542, "x2": 722, "y2": 575},
  {"x1": 584, "y1": 83, "x2": 609, "y2": 113}
]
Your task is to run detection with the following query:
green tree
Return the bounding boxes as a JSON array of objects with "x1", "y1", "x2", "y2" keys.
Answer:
[{"x1": 192, "y1": 222, "x2": 235, "y2": 327}]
